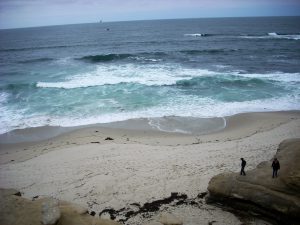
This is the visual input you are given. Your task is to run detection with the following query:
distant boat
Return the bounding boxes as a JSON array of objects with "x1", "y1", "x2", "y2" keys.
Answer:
[{"x1": 99, "y1": 20, "x2": 103, "y2": 23}]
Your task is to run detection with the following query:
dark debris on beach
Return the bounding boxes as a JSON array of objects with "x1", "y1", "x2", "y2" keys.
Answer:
[{"x1": 97, "y1": 192, "x2": 205, "y2": 223}]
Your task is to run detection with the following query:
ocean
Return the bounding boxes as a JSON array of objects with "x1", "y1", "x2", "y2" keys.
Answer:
[{"x1": 0, "y1": 17, "x2": 300, "y2": 135}]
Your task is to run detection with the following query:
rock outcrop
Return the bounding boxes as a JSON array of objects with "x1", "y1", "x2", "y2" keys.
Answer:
[
  {"x1": 158, "y1": 212, "x2": 183, "y2": 225},
  {"x1": 207, "y1": 138, "x2": 300, "y2": 224},
  {"x1": 41, "y1": 198, "x2": 61, "y2": 225},
  {"x1": 0, "y1": 188, "x2": 121, "y2": 225}
]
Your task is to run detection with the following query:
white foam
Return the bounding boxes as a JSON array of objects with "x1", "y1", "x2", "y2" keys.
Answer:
[
  {"x1": 55, "y1": 57, "x2": 73, "y2": 65},
  {"x1": 130, "y1": 56, "x2": 162, "y2": 62},
  {"x1": 147, "y1": 116, "x2": 226, "y2": 134},
  {"x1": 241, "y1": 33, "x2": 300, "y2": 40},
  {"x1": 214, "y1": 65, "x2": 231, "y2": 69},
  {"x1": 0, "y1": 106, "x2": 27, "y2": 135},
  {"x1": 270, "y1": 33, "x2": 300, "y2": 40},
  {"x1": 0, "y1": 92, "x2": 12, "y2": 134},
  {"x1": 233, "y1": 71, "x2": 300, "y2": 83},
  {"x1": 184, "y1": 33, "x2": 204, "y2": 37},
  {"x1": 3, "y1": 68, "x2": 300, "y2": 135},
  {"x1": 283, "y1": 35, "x2": 300, "y2": 40},
  {"x1": 268, "y1": 32, "x2": 278, "y2": 36},
  {"x1": 37, "y1": 65, "x2": 300, "y2": 90},
  {"x1": 0, "y1": 92, "x2": 9, "y2": 104},
  {"x1": 1, "y1": 93, "x2": 299, "y2": 135},
  {"x1": 37, "y1": 64, "x2": 217, "y2": 89}
]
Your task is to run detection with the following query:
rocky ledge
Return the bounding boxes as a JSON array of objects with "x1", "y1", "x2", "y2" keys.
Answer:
[
  {"x1": 0, "y1": 188, "x2": 186, "y2": 225},
  {"x1": 207, "y1": 138, "x2": 300, "y2": 224},
  {"x1": 0, "y1": 188, "x2": 121, "y2": 225}
]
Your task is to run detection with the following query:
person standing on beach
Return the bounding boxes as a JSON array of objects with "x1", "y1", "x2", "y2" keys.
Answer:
[
  {"x1": 272, "y1": 158, "x2": 280, "y2": 178},
  {"x1": 240, "y1": 158, "x2": 246, "y2": 176}
]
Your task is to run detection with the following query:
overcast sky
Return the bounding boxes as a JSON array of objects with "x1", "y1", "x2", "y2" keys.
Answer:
[{"x1": 0, "y1": 0, "x2": 300, "y2": 29}]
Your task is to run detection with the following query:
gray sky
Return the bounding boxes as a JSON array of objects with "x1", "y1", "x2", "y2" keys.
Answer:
[{"x1": 0, "y1": 0, "x2": 300, "y2": 29}]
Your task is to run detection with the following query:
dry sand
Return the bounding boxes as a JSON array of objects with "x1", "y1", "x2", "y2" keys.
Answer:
[{"x1": 0, "y1": 111, "x2": 300, "y2": 224}]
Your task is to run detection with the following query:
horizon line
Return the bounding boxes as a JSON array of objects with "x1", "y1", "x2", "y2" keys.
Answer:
[{"x1": 1, "y1": 15, "x2": 299, "y2": 30}]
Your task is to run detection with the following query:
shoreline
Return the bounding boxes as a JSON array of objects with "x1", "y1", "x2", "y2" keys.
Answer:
[
  {"x1": 1, "y1": 110, "x2": 299, "y2": 165},
  {"x1": 1, "y1": 110, "x2": 299, "y2": 145},
  {"x1": 0, "y1": 116, "x2": 226, "y2": 144},
  {"x1": 0, "y1": 110, "x2": 300, "y2": 224}
]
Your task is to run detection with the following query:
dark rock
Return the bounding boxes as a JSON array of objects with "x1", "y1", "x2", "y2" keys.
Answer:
[
  {"x1": 125, "y1": 210, "x2": 135, "y2": 218},
  {"x1": 197, "y1": 192, "x2": 207, "y2": 199},
  {"x1": 189, "y1": 200, "x2": 199, "y2": 206},
  {"x1": 130, "y1": 202, "x2": 141, "y2": 207},
  {"x1": 175, "y1": 200, "x2": 186, "y2": 206},
  {"x1": 105, "y1": 137, "x2": 114, "y2": 140},
  {"x1": 208, "y1": 221, "x2": 216, "y2": 225},
  {"x1": 99, "y1": 208, "x2": 117, "y2": 220},
  {"x1": 14, "y1": 191, "x2": 22, "y2": 196},
  {"x1": 98, "y1": 192, "x2": 190, "y2": 222},
  {"x1": 139, "y1": 192, "x2": 187, "y2": 213},
  {"x1": 0, "y1": 188, "x2": 22, "y2": 197},
  {"x1": 90, "y1": 211, "x2": 96, "y2": 216},
  {"x1": 32, "y1": 195, "x2": 39, "y2": 200}
]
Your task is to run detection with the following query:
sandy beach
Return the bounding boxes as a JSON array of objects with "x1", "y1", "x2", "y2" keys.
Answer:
[{"x1": 0, "y1": 111, "x2": 300, "y2": 224}]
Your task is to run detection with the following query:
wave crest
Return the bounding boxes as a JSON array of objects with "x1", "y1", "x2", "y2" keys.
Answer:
[
  {"x1": 176, "y1": 76, "x2": 268, "y2": 88},
  {"x1": 184, "y1": 33, "x2": 210, "y2": 37},
  {"x1": 78, "y1": 53, "x2": 133, "y2": 62},
  {"x1": 242, "y1": 33, "x2": 300, "y2": 40},
  {"x1": 36, "y1": 65, "x2": 216, "y2": 89},
  {"x1": 18, "y1": 57, "x2": 54, "y2": 64}
]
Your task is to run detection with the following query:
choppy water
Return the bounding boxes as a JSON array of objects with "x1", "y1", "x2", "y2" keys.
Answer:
[{"x1": 0, "y1": 17, "x2": 300, "y2": 134}]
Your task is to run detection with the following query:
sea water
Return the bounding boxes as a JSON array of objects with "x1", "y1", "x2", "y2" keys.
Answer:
[{"x1": 0, "y1": 17, "x2": 300, "y2": 135}]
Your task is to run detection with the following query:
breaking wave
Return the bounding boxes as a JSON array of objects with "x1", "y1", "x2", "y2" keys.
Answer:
[
  {"x1": 267, "y1": 32, "x2": 300, "y2": 40},
  {"x1": 36, "y1": 63, "x2": 300, "y2": 89},
  {"x1": 184, "y1": 33, "x2": 212, "y2": 37},
  {"x1": 241, "y1": 33, "x2": 300, "y2": 40},
  {"x1": 36, "y1": 64, "x2": 214, "y2": 88}
]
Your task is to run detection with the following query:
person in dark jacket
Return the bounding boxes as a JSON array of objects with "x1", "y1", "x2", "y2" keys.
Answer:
[
  {"x1": 272, "y1": 158, "x2": 280, "y2": 178},
  {"x1": 240, "y1": 158, "x2": 246, "y2": 176}
]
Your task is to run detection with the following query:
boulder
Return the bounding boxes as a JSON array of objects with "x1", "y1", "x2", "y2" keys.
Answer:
[
  {"x1": 158, "y1": 212, "x2": 183, "y2": 225},
  {"x1": 41, "y1": 198, "x2": 61, "y2": 225},
  {"x1": 0, "y1": 189, "x2": 121, "y2": 225},
  {"x1": 59, "y1": 201, "x2": 88, "y2": 215},
  {"x1": 0, "y1": 188, "x2": 42, "y2": 225},
  {"x1": 207, "y1": 138, "x2": 300, "y2": 224}
]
